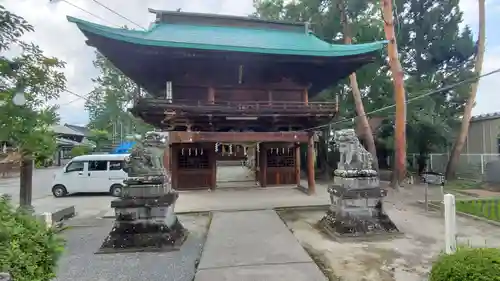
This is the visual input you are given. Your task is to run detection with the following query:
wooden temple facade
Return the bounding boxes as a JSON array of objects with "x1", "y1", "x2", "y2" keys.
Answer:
[{"x1": 69, "y1": 10, "x2": 386, "y2": 193}]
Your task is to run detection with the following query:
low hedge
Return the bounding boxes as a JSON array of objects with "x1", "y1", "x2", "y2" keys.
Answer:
[
  {"x1": 0, "y1": 196, "x2": 65, "y2": 281},
  {"x1": 429, "y1": 247, "x2": 500, "y2": 281}
]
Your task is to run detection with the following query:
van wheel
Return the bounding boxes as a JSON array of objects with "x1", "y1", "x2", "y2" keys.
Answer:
[
  {"x1": 52, "y1": 185, "x2": 67, "y2": 198},
  {"x1": 110, "y1": 184, "x2": 123, "y2": 197}
]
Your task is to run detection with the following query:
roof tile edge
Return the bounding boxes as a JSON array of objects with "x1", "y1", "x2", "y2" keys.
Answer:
[{"x1": 147, "y1": 8, "x2": 306, "y2": 27}]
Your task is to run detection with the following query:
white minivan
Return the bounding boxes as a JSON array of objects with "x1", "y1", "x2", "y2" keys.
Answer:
[{"x1": 51, "y1": 154, "x2": 129, "y2": 198}]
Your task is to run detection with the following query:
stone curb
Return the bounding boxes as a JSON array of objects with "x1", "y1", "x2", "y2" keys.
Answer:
[
  {"x1": 36, "y1": 205, "x2": 76, "y2": 227},
  {"x1": 101, "y1": 204, "x2": 331, "y2": 218},
  {"x1": 416, "y1": 200, "x2": 500, "y2": 227}
]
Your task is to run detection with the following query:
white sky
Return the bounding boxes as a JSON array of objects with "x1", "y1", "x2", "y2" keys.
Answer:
[{"x1": 2, "y1": 0, "x2": 499, "y2": 125}]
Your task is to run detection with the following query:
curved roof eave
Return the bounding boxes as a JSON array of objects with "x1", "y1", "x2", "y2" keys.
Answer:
[{"x1": 67, "y1": 16, "x2": 387, "y2": 57}]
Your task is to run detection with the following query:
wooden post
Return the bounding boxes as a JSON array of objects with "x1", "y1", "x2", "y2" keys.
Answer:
[
  {"x1": 255, "y1": 145, "x2": 259, "y2": 184},
  {"x1": 259, "y1": 143, "x2": 267, "y2": 187},
  {"x1": 208, "y1": 87, "x2": 215, "y2": 104},
  {"x1": 169, "y1": 144, "x2": 179, "y2": 190},
  {"x1": 381, "y1": 0, "x2": 406, "y2": 184},
  {"x1": 267, "y1": 90, "x2": 273, "y2": 105},
  {"x1": 295, "y1": 143, "x2": 301, "y2": 186},
  {"x1": 163, "y1": 144, "x2": 170, "y2": 171},
  {"x1": 209, "y1": 143, "x2": 217, "y2": 190},
  {"x1": 303, "y1": 88, "x2": 309, "y2": 105},
  {"x1": 307, "y1": 134, "x2": 315, "y2": 194}
]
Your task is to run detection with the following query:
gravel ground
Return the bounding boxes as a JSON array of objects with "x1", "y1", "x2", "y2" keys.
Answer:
[
  {"x1": 54, "y1": 214, "x2": 210, "y2": 281},
  {"x1": 278, "y1": 203, "x2": 500, "y2": 281}
]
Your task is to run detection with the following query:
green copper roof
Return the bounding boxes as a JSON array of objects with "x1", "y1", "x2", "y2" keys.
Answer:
[{"x1": 67, "y1": 16, "x2": 386, "y2": 57}]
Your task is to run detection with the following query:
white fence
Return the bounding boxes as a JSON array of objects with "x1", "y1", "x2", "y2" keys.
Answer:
[{"x1": 424, "y1": 153, "x2": 500, "y2": 180}]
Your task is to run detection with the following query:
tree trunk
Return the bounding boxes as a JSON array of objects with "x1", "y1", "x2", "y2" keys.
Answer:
[
  {"x1": 19, "y1": 154, "x2": 33, "y2": 208},
  {"x1": 381, "y1": 0, "x2": 407, "y2": 187},
  {"x1": 338, "y1": 0, "x2": 379, "y2": 171},
  {"x1": 445, "y1": 0, "x2": 486, "y2": 180}
]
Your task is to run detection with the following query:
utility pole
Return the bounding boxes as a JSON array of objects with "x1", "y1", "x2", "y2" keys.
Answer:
[{"x1": 381, "y1": 0, "x2": 407, "y2": 186}]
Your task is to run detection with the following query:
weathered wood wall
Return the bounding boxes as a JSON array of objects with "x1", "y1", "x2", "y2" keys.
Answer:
[{"x1": 171, "y1": 143, "x2": 216, "y2": 190}]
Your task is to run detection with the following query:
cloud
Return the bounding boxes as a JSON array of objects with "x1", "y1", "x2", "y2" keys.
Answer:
[
  {"x1": 2, "y1": 0, "x2": 499, "y2": 126},
  {"x1": 3, "y1": 0, "x2": 255, "y2": 125},
  {"x1": 459, "y1": 0, "x2": 500, "y2": 115}
]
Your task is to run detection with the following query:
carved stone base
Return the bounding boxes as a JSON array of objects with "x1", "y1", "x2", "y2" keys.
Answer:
[
  {"x1": 319, "y1": 210, "x2": 401, "y2": 241},
  {"x1": 96, "y1": 218, "x2": 188, "y2": 254}
]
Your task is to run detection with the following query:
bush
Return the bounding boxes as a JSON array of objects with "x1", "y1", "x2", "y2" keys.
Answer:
[
  {"x1": 0, "y1": 197, "x2": 65, "y2": 281},
  {"x1": 70, "y1": 145, "x2": 90, "y2": 158},
  {"x1": 429, "y1": 247, "x2": 500, "y2": 281}
]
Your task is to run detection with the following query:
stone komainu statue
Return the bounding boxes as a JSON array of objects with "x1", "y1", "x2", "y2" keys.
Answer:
[
  {"x1": 123, "y1": 131, "x2": 168, "y2": 177},
  {"x1": 319, "y1": 128, "x2": 399, "y2": 238},
  {"x1": 98, "y1": 130, "x2": 185, "y2": 253},
  {"x1": 333, "y1": 129, "x2": 374, "y2": 173}
]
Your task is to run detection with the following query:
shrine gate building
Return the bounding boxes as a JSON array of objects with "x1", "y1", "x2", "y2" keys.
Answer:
[{"x1": 68, "y1": 10, "x2": 386, "y2": 193}]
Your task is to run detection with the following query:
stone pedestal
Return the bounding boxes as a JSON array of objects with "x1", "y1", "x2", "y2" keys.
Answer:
[
  {"x1": 319, "y1": 129, "x2": 400, "y2": 240},
  {"x1": 97, "y1": 175, "x2": 187, "y2": 253},
  {"x1": 97, "y1": 132, "x2": 187, "y2": 254},
  {"x1": 320, "y1": 169, "x2": 399, "y2": 239}
]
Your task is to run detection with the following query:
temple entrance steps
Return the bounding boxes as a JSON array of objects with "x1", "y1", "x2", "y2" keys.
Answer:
[
  {"x1": 216, "y1": 160, "x2": 245, "y2": 167},
  {"x1": 194, "y1": 210, "x2": 327, "y2": 281},
  {"x1": 216, "y1": 165, "x2": 256, "y2": 189}
]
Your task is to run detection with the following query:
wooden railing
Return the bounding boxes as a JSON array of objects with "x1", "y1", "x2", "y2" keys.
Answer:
[{"x1": 138, "y1": 98, "x2": 337, "y2": 115}]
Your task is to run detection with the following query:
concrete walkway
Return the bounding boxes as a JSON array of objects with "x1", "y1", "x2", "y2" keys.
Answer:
[{"x1": 194, "y1": 210, "x2": 327, "y2": 281}]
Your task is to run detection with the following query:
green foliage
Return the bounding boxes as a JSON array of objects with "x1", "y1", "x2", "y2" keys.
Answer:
[
  {"x1": 85, "y1": 51, "x2": 153, "y2": 139},
  {"x1": 70, "y1": 145, "x2": 90, "y2": 158},
  {"x1": 0, "y1": 196, "x2": 65, "y2": 281},
  {"x1": 253, "y1": 0, "x2": 475, "y2": 166},
  {"x1": 429, "y1": 247, "x2": 500, "y2": 281},
  {"x1": 87, "y1": 129, "x2": 111, "y2": 151},
  {"x1": 455, "y1": 199, "x2": 500, "y2": 222},
  {"x1": 0, "y1": 5, "x2": 66, "y2": 156}
]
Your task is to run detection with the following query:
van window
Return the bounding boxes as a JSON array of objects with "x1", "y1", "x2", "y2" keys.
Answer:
[
  {"x1": 66, "y1": 161, "x2": 84, "y2": 173},
  {"x1": 109, "y1": 160, "x2": 124, "y2": 171},
  {"x1": 88, "y1": 160, "x2": 107, "y2": 171}
]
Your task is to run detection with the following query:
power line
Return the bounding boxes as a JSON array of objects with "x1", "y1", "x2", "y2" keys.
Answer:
[
  {"x1": 304, "y1": 68, "x2": 500, "y2": 131},
  {"x1": 52, "y1": 0, "x2": 119, "y2": 27},
  {"x1": 60, "y1": 87, "x2": 88, "y2": 101},
  {"x1": 58, "y1": 96, "x2": 83, "y2": 106},
  {"x1": 90, "y1": 0, "x2": 146, "y2": 30},
  {"x1": 58, "y1": 98, "x2": 78, "y2": 106}
]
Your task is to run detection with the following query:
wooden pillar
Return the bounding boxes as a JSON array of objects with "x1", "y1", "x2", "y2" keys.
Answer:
[
  {"x1": 303, "y1": 88, "x2": 309, "y2": 105},
  {"x1": 259, "y1": 143, "x2": 267, "y2": 187},
  {"x1": 307, "y1": 134, "x2": 315, "y2": 194},
  {"x1": 267, "y1": 90, "x2": 273, "y2": 105},
  {"x1": 295, "y1": 143, "x2": 301, "y2": 186},
  {"x1": 208, "y1": 87, "x2": 215, "y2": 104},
  {"x1": 209, "y1": 143, "x2": 217, "y2": 190},
  {"x1": 254, "y1": 145, "x2": 259, "y2": 183},
  {"x1": 169, "y1": 144, "x2": 179, "y2": 190}
]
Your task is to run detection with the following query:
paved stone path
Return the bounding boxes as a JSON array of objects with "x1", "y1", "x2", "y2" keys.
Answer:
[
  {"x1": 194, "y1": 210, "x2": 327, "y2": 281},
  {"x1": 0, "y1": 168, "x2": 57, "y2": 204}
]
